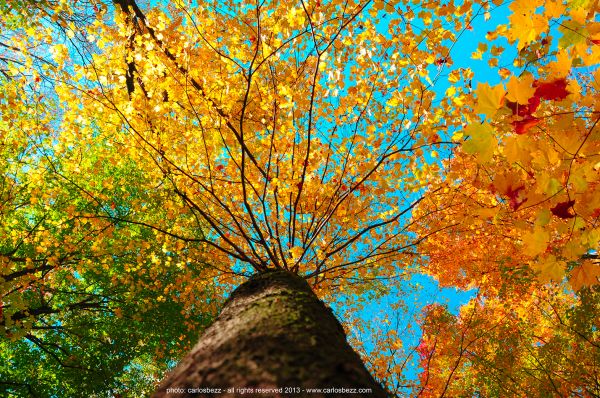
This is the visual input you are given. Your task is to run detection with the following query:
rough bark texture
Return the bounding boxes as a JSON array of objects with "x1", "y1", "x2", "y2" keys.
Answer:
[{"x1": 153, "y1": 269, "x2": 388, "y2": 397}]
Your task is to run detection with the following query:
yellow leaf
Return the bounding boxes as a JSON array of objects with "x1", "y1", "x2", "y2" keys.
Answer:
[
  {"x1": 471, "y1": 51, "x2": 483, "y2": 60},
  {"x1": 569, "y1": 7, "x2": 588, "y2": 24},
  {"x1": 498, "y1": 68, "x2": 511, "y2": 79},
  {"x1": 547, "y1": 50, "x2": 571, "y2": 78},
  {"x1": 504, "y1": 135, "x2": 532, "y2": 166},
  {"x1": 522, "y1": 226, "x2": 549, "y2": 257},
  {"x1": 448, "y1": 70, "x2": 460, "y2": 83},
  {"x1": 475, "y1": 83, "x2": 505, "y2": 117},
  {"x1": 535, "y1": 172, "x2": 561, "y2": 196},
  {"x1": 508, "y1": 12, "x2": 548, "y2": 50},
  {"x1": 532, "y1": 255, "x2": 565, "y2": 283},
  {"x1": 570, "y1": 170, "x2": 587, "y2": 193},
  {"x1": 506, "y1": 74, "x2": 536, "y2": 104},
  {"x1": 563, "y1": 240, "x2": 587, "y2": 261},
  {"x1": 544, "y1": 0, "x2": 566, "y2": 18},
  {"x1": 582, "y1": 228, "x2": 600, "y2": 248},
  {"x1": 289, "y1": 246, "x2": 303, "y2": 261},
  {"x1": 553, "y1": 129, "x2": 581, "y2": 154}
]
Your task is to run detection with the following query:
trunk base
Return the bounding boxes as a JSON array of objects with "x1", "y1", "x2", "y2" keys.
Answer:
[{"x1": 153, "y1": 270, "x2": 387, "y2": 397}]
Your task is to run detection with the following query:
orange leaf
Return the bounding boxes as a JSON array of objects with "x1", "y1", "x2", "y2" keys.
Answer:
[{"x1": 570, "y1": 260, "x2": 600, "y2": 290}]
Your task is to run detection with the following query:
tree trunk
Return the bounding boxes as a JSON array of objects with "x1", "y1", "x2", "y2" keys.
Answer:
[{"x1": 153, "y1": 269, "x2": 388, "y2": 397}]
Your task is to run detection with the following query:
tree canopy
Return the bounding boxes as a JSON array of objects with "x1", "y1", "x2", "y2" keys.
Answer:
[{"x1": 0, "y1": 0, "x2": 598, "y2": 396}]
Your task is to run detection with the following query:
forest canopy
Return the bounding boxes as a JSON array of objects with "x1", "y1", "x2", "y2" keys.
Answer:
[{"x1": 0, "y1": 0, "x2": 599, "y2": 396}]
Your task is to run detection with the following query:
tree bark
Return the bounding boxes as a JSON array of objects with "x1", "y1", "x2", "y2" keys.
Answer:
[{"x1": 153, "y1": 269, "x2": 388, "y2": 397}]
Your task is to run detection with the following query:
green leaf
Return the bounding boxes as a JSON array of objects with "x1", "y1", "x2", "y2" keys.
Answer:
[
  {"x1": 558, "y1": 20, "x2": 587, "y2": 49},
  {"x1": 462, "y1": 123, "x2": 497, "y2": 162}
]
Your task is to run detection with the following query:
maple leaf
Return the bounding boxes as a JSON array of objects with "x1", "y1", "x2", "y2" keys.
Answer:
[
  {"x1": 544, "y1": 0, "x2": 566, "y2": 18},
  {"x1": 558, "y1": 20, "x2": 587, "y2": 48},
  {"x1": 569, "y1": 260, "x2": 600, "y2": 291},
  {"x1": 506, "y1": 74, "x2": 536, "y2": 105},
  {"x1": 534, "y1": 79, "x2": 569, "y2": 101},
  {"x1": 551, "y1": 200, "x2": 576, "y2": 219},
  {"x1": 474, "y1": 82, "x2": 505, "y2": 117},
  {"x1": 462, "y1": 123, "x2": 497, "y2": 162},
  {"x1": 507, "y1": 12, "x2": 548, "y2": 50},
  {"x1": 547, "y1": 50, "x2": 572, "y2": 77},
  {"x1": 523, "y1": 226, "x2": 549, "y2": 257},
  {"x1": 532, "y1": 255, "x2": 565, "y2": 282}
]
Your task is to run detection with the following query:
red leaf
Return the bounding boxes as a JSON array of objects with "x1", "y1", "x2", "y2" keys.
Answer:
[
  {"x1": 551, "y1": 200, "x2": 575, "y2": 219},
  {"x1": 215, "y1": 165, "x2": 225, "y2": 171},
  {"x1": 512, "y1": 116, "x2": 541, "y2": 134},
  {"x1": 527, "y1": 94, "x2": 540, "y2": 113},
  {"x1": 506, "y1": 96, "x2": 539, "y2": 117},
  {"x1": 591, "y1": 39, "x2": 600, "y2": 45},
  {"x1": 110, "y1": 202, "x2": 116, "y2": 210},
  {"x1": 506, "y1": 185, "x2": 527, "y2": 210},
  {"x1": 416, "y1": 339, "x2": 431, "y2": 359},
  {"x1": 534, "y1": 79, "x2": 569, "y2": 101}
]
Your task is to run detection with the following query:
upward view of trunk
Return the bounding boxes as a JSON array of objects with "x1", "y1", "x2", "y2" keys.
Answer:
[{"x1": 153, "y1": 270, "x2": 387, "y2": 397}]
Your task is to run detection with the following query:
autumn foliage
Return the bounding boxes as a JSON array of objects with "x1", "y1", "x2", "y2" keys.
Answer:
[{"x1": 0, "y1": 0, "x2": 599, "y2": 396}]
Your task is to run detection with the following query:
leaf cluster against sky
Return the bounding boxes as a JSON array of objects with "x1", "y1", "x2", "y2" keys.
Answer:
[{"x1": 0, "y1": 0, "x2": 599, "y2": 396}]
